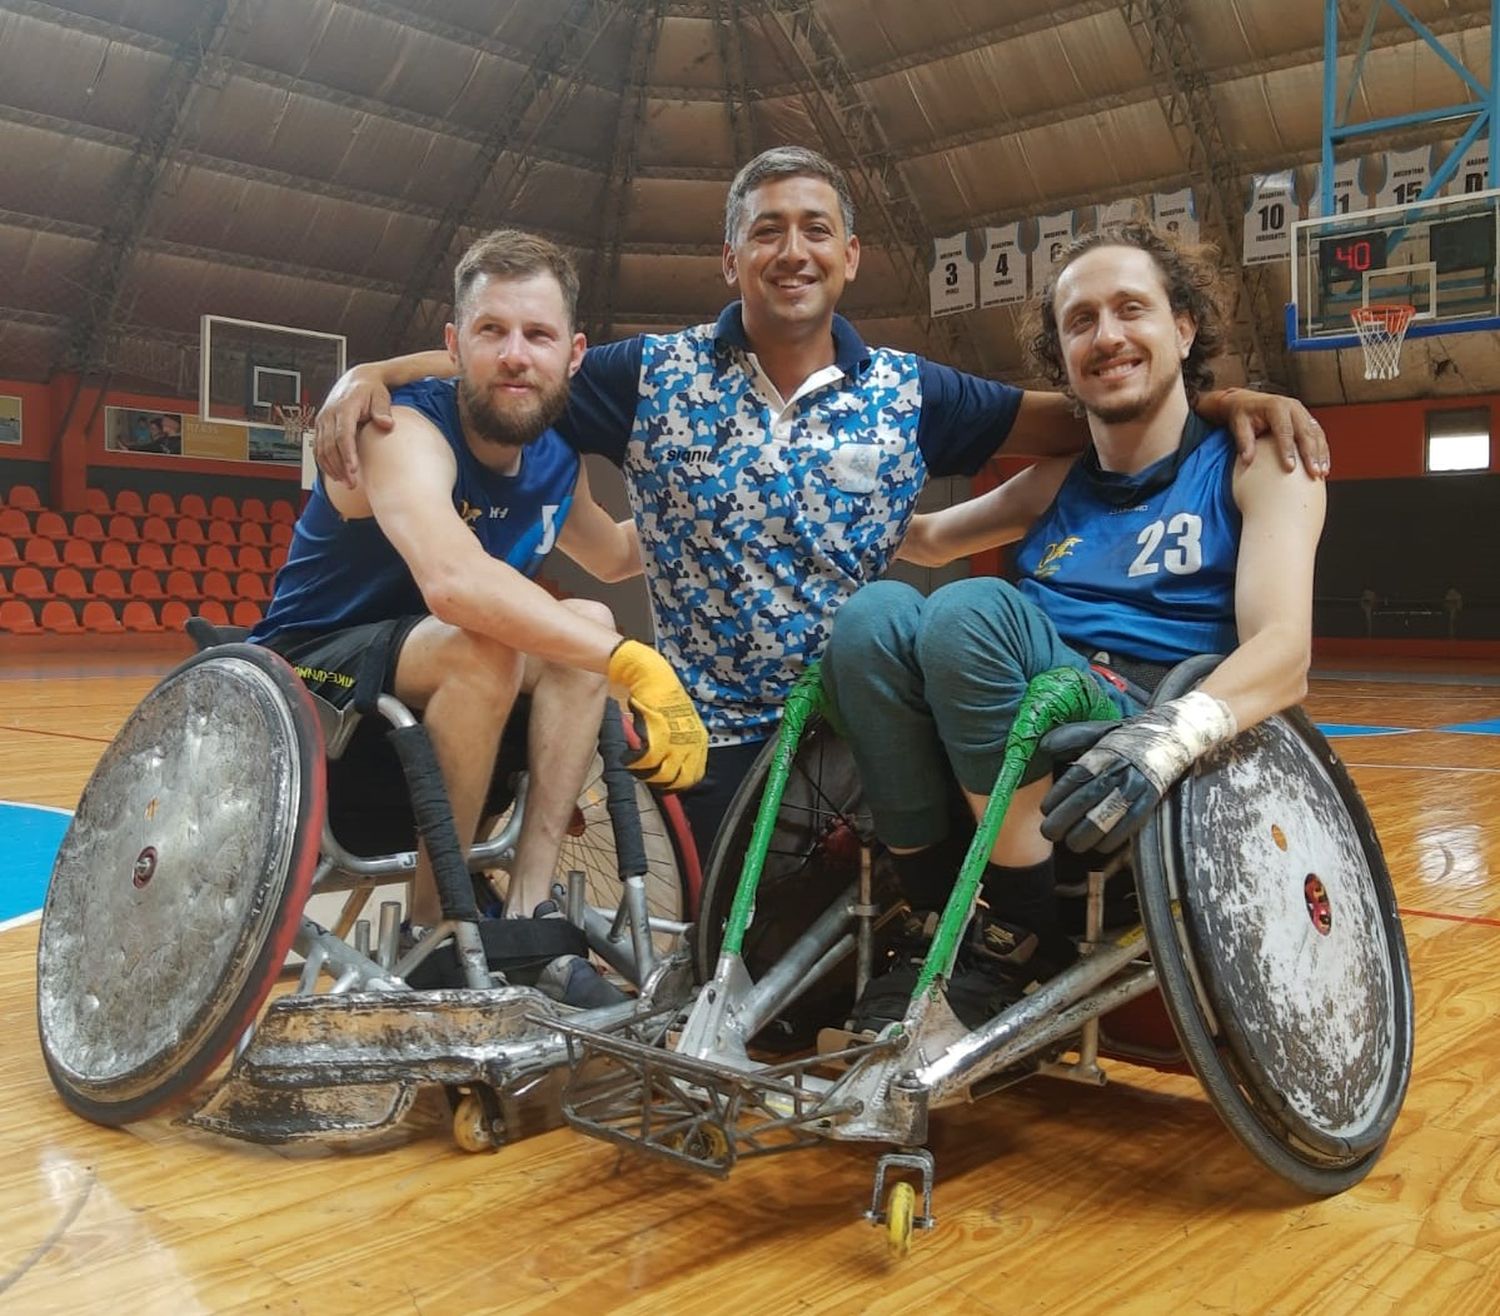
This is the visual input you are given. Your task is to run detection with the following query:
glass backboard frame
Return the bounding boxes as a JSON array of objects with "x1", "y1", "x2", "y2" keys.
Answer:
[
  {"x1": 1287, "y1": 186, "x2": 1500, "y2": 351},
  {"x1": 199, "y1": 315, "x2": 347, "y2": 427}
]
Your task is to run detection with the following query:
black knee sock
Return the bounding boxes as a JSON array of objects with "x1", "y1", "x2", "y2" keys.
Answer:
[
  {"x1": 889, "y1": 830, "x2": 973, "y2": 911},
  {"x1": 982, "y1": 857, "x2": 1060, "y2": 940}
]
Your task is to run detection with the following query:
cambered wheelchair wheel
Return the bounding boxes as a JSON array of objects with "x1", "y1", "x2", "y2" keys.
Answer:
[
  {"x1": 1133, "y1": 656, "x2": 1414, "y2": 1193},
  {"x1": 37, "y1": 644, "x2": 325, "y2": 1125},
  {"x1": 695, "y1": 714, "x2": 887, "y2": 1047}
]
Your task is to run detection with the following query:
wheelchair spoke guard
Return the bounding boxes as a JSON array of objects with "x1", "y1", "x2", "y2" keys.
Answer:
[
  {"x1": 37, "y1": 644, "x2": 326, "y2": 1125},
  {"x1": 1134, "y1": 676, "x2": 1413, "y2": 1192}
]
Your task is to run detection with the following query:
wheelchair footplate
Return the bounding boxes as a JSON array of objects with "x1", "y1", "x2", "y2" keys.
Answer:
[
  {"x1": 552, "y1": 1008, "x2": 902, "y2": 1178},
  {"x1": 185, "y1": 985, "x2": 647, "y2": 1145}
]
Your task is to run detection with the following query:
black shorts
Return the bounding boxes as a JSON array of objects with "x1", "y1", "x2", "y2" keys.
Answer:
[
  {"x1": 258, "y1": 617, "x2": 425, "y2": 709},
  {"x1": 258, "y1": 618, "x2": 534, "y2": 858}
]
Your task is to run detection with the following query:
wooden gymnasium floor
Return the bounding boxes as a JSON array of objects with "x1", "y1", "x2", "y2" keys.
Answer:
[{"x1": 1, "y1": 649, "x2": 1498, "y2": 1314}]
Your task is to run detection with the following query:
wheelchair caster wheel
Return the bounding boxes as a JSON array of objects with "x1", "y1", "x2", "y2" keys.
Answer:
[
  {"x1": 452, "y1": 1092, "x2": 502, "y2": 1153},
  {"x1": 664, "y1": 1123, "x2": 729, "y2": 1161},
  {"x1": 885, "y1": 1181, "x2": 916, "y2": 1256}
]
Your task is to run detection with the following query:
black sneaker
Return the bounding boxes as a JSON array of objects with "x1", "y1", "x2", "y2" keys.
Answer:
[
  {"x1": 968, "y1": 912, "x2": 1078, "y2": 992},
  {"x1": 847, "y1": 910, "x2": 936, "y2": 1034},
  {"x1": 528, "y1": 901, "x2": 628, "y2": 1009}
]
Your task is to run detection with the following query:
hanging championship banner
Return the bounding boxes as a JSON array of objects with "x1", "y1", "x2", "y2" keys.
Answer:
[
  {"x1": 979, "y1": 222, "x2": 1026, "y2": 307},
  {"x1": 1243, "y1": 171, "x2": 1293, "y2": 264},
  {"x1": 1030, "y1": 210, "x2": 1077, "y2": 290},
  {"x1": 1098, "y1": 198, "x2": 1141, "y2": 228},
  {"x1": 1376, "y1": 146, "x2": 1432, "y2": 208},
  {"x1": 928, "y1": 232, "x2": 976, "y2": 317},
  {"x1": 1304, "y1": 159, "x2": 1360, "y2": 218},
  {"x1": 1451, "y1": 141, "x2": 1490, "y2": 195},
  {"x1": 1152, "y1": 188, "x2": 1199, "y2": 243}
]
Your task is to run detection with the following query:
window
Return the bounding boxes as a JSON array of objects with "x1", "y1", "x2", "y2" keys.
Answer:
[{"x1": 1425, "y1": 407, "x2": 1490, "y2": 473}]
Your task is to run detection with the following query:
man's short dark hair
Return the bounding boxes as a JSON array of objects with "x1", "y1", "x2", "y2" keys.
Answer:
[
  {"x1": 724, "y1": 146, "x2": 856, "y2": 245},
  {"x1": 453, "y1": 229, "x2": 580, "y2": 329},
  {"x1": 1022, "y1": 222, "x2": 1228, "y2": 403}
]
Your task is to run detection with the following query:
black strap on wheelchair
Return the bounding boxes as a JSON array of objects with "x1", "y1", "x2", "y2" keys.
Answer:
[
  {"x1": 597, "y1": 699, "x2": 649, "y2": 881},
  {"x1": 387, "y1": 723, "x2": 480, "y2": 925},
  {"x1": 405, "y1": 916, "x2": 590, "y2": 990}
]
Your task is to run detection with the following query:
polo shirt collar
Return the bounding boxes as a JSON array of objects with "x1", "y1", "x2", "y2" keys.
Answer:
[{"x1": 712, "y1": 301, "x2": 871, "y2": 377}]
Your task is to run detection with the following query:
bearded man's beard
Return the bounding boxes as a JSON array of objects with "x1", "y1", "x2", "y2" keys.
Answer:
[{"x1": 457, "y1": 369, "x2": 571, "y2": 447}]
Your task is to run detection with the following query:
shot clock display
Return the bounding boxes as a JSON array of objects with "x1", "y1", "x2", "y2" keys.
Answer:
[{"x1": 1318, "y1": 230, "x2": 1388, "y2": 295}]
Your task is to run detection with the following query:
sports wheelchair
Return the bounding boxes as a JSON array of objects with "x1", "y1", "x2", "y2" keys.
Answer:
[
  {"x1": 36, "y1": 629, "x2": 700, "y2": 1150},
  {"x1": 551, "y1": 657, "x2": 1414, "y2": 1253}
]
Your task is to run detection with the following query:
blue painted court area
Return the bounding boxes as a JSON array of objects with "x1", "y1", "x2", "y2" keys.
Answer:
[
  {"x1": 0, "y1": 801, "x2": 70, "y2": 926},
  {"x1": 1439, "y1": 718, "x2": 1500, "y2": 736},
  {"x1": 1315, "y1": 723, "x2": 1416, "y2": 739}
]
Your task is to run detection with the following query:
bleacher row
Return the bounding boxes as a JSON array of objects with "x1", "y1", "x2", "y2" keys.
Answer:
[{"x1": 0, "y1": 482, "x2": 298, "y2": 637}]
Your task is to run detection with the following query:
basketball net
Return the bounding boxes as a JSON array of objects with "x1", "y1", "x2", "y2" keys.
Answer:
[
  {"x1": 1350, "y1": 304, "x2": 1414, "y2": 381},
  {"x1": 273, "y1": 402, "x2": 318, "y2": 446}
]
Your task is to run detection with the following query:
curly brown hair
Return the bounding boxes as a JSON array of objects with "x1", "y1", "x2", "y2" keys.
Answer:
[{"x1": 1020, "y1": 221, "x2": 1228, "y2": 404}]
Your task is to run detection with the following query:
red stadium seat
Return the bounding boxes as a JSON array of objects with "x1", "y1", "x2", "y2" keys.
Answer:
[
  {"x1": 35, "y1": 510, "x2": 68, "y2": 539},
  {"x1": 121, "y1": 600, "x2": 163, "y2": 633},
  {"x1": 136, "y1": 541, "x2": 169, "y2": 570},
  {"x1": 0, "y1": 600, "x2": 41, "y2": 633},
  {"x1": 0, "y1": 508, "x2": 30, "y2": 538},
  {"x1": 198, "y1": 599, "x2": 230, "y2": 627},
  {"x1": 166, "y1": 569, "x2": 201, "y2": 601},
  {"x1": 0, "y1": 536, "x2": 18, "y2": 566},
  {"x1": 93, "y1": 568, "x2": 128, "y2": 599},
  {"x1": 207, "y1": 521, "x2": 236, "y2": 546},
  {"x1": 231, "y1": 599, "x2": 262, "y2": 628},
  {"x1": 269, "y1": 523, "x2": 293, "y2": 548},
  {"x1": 175, "y1": 518, "x2": 206, "y2": 546},
  {"x1": 129, "y1": 568, "x2": 166, "y2": 600},
  {"x1": 73, "y1": 513, "x2": 107, "y2": 543},
  {"x1": 204, "y1": 543, "x2": 236, "y2": 572},
  {"x1": 202, "y1": 569, "x2": 235, "y2": 603},
  {"x1": 237, "y1": 521, "x2": 268, "y2": 548},
  {"x1": 41, "y1": 600, "x2": 84, "y2": 634},
  {"x1": 210, "y1": 495, "x2": 239, "y2": 521},
  {"x1": 269, "y1": 499, "x2": 296, "y2": 525},
  {"x1": 141, "y1": 515, "x2": 173, "y2": 544},
  {"x1": 160, "y1": 599, "x2": 191, "y2": 632},
  {"x1": 146, "y1": 492, "x2": 176, "y2": 518},
  {"x1": 83, "y1": 488, "x2": 112, "y2": 516},
  {"x1": 12, "y1": 566, "x2": 52, "y2": 599},
  {"x1": 23, "y1": 537, "x2": 60, "y2": 567},
  {"x1": 63, "y1": 539, "x2": 99, "y2": 569},
  {"x1": 268, "y1": 544, "x2": 288, "y2": 571},
  {"x1": 235, "y1": 571, "x2": 269, "y2": 603},
  {"x1": 81, "y1": 600, "x2": 125, "y2": 634},
  {"x1": 99, "y1": 541, "x2": 134, "y2": 570},
  {"x1": 241, "y1": 497, "x2": 269, "y2": 522},
  {"x1": 169, "y1": 542, "x2": 203, "y2": 571},
  {"x1": 179, "y1": 493, "x2": 208, "y2": 519},
  {"x1": 52, "y1": 567, "x2": 90, "y2": 600},
  {"x1": 107, "y1": 514, "x2": 140, "y2": 544},
  {"x1": 235, "y1": 544, "x2": 267, "y2": 573},
  {"x1": 5, "y1": 484, "x2": 41, "y2": 511},
  {"x1": 114, "y1": 490, "x2": 145, "y2": 517}
]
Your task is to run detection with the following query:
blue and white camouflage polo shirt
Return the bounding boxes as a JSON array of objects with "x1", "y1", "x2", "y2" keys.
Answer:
[{"x1": 560, "y1": 303, "x2": 1023, "y2": 744}]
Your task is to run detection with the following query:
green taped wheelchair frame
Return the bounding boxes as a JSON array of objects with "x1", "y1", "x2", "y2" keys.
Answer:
[{"x1": 555, "y1": 660, "x2": 1413, "y2": 1255}]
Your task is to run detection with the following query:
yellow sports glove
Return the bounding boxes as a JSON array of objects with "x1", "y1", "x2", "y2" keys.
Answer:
[{"x1": 606, "y1": 640, "x2": 708, "y2": 791}]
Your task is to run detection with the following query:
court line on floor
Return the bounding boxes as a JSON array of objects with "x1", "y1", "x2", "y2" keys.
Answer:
[
  {"x1": 1398, "y1": 907, "x2": 1500, "y2": 929},
  {"x1": 0, "y1": 724, "x2": 114, "y2": 746}
]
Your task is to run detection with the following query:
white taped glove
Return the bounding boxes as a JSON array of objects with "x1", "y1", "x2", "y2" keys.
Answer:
[{"x1": 1040, "y1": 690, "x2": 1237, "y2": 853}]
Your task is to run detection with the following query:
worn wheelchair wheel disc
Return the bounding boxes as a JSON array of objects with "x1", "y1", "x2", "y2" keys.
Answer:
[
  {"x1": 36, "y1": 645, "x2": 325, "y2": 1125},
  {"x1": 1136, "y1": 690, "x2": 1413, "y2": 1187}
]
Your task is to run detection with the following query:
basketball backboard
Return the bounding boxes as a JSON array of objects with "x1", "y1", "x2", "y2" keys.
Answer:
[
  {"x1": 199, "y1": 315, "x2": 346, "y2": 427},
  {"x1": 1287, "y1": 186, "x2": 1500, "y2": 351}
]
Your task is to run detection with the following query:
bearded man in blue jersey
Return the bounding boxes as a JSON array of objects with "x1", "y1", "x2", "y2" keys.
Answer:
[
  {"x1": 824, "y1": 223, "x2": 1326, "y2": 1030},
  {"x1": 251, "y1": 230, "x2": 707, "y2": 1006}
]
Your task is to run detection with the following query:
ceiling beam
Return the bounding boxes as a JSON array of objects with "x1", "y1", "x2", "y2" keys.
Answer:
[
  {"x1": 710, "y1": 0, "x2": 756, "y2": 163},
  {"x1": 1120, "y1": 0, "x2": 1290, "y2": 387}
]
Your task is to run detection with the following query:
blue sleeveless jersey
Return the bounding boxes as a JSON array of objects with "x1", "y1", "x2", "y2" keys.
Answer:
[
  {"x1": 251, "y1": 376, "x2": 578, "y2": 643},
  {"x1": 1014, "y1": 425, "x2": 1240, "y2": 663}
]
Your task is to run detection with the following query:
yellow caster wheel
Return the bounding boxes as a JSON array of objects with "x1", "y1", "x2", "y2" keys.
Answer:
[
  {"x1": 452, "y1": 1092, "x2": 500, "y2": 1153},
  {"x1": 663, "y1": 1123, "x2": 729, "y2": 1161},
  {"x1": 886, "y1": 1181, "x2": 916, "y2": 1257}
]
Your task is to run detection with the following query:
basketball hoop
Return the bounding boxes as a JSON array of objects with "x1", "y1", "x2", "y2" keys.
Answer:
[
  {"x1": 273, "y1": 403, "x2": 318, "y2": 447},
  {"x1": 1350, "y1": 304, "x2": 1415, "y2": 381}
]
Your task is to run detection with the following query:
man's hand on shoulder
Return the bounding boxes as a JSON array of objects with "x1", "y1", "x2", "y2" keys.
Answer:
[
  {"x1": 1202, "y1": 389, "x2": 1330, "y2": 479},
  {"x1": 315, "y1": 364, "x2": 396, "y2": 489}
]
